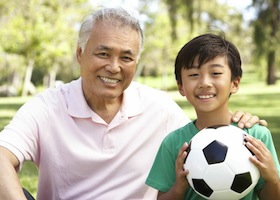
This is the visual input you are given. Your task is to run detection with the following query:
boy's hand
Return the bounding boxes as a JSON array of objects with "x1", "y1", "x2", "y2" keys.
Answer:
[
  {"x1": 232, "y1": 111, "x2": 268, "y2": 129},
  {"x1": 174, "y1": 142, "x2": 189, "y2": 191},
  {"x1": 158, "y1": 143, "x2": 190, "y2": 199},
  {"x1": 244, "y1": 135, "x2": 280, "y2": 199},
  {"x1": 244, "y1": 135, "x2": 278, "y2": 182}
]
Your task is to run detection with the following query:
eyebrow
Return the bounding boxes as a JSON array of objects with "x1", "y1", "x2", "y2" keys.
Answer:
[
  {"x1": 95, "y1": 45, "x2": 136, "y2": 57},
  {"x1": 187, "y1": 63, "x2": 225, "y2": 69},
  {"x1": 210, "y1": 64, "x2": 225, "y2": 67},
  {"x1": 96, "y1": 45, "x2": 111, "y2": 51}
]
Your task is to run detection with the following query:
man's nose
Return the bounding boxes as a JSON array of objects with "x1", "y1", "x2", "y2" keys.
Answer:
[{"x1": 105, "y1": 58, "x2": 121, "y2": 73}]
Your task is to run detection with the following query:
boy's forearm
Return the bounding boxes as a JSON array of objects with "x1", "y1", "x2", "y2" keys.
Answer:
[
  {"x1": 259, "y1": 179, "x2": 280, "y2": 200},
  {"x1": 158, "y1": 191, "x2": 184, "y2": 200},
  {"x1": 157, "y1": 185, "x2": 186, "y2": 200},
  {"x1": 0, "y1": 147, "x2": 26, "y2": 200}
]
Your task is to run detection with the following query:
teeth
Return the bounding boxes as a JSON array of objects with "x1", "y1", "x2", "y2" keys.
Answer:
[
  {"x1": 198, "y1": 95, "x2": 214, "y2": 99},
  {"x1": 100, "y1": 77, "x2": 119, "y2": 84}
]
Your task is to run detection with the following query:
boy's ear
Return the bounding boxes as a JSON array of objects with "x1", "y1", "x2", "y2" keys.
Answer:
[
  {"x1": 231, "y1": 76, "x2": 241, "y2": 94},
  {"x1": 177, "y1": 81, "x2": 186, "y2": 97}
]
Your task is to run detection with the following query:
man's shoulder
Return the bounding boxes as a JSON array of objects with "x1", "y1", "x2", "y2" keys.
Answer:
[
  {"x1": 40, "y1": 78, "x2": 79, "y2": 97},
  {"x1": 31, "y1": 78, "x2": 81, "y2": 112},
  {"x1": 128, "y1": 82, "x2": 172, "y2": 100},
  {"x1": 129, "y1": 81, "x2": 165, "y2": 92}
]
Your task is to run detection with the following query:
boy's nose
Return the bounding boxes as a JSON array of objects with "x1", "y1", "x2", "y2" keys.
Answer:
[{"x1": 198, "y1": 75, "x2": 212, "y2": 88}]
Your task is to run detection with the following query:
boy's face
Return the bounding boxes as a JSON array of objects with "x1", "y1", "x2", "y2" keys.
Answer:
[{"x1": 178, "y1": 55, "x2": 240, "y2": 114}]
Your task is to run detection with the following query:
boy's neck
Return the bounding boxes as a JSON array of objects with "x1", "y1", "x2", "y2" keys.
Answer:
[{"x1": 195, "y1": 111, "x2": 233, "y2": 130}]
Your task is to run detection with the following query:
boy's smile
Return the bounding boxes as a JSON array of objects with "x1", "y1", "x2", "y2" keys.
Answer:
[{"x1": 196, "y1": 94, "x2": 216, "y2": 101}]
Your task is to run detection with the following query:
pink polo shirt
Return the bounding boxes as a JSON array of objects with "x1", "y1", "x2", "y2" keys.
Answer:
[{"x1": 0, "y1": 78, "x2": 190, "y2": 200}]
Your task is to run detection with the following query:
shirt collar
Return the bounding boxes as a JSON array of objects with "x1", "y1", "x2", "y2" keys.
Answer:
[
  {"x1": 67, "y1": 78, "x2": 143, "y2": 118},
  {"x1": 67, "y1": 78, "x2": 92, "y2": 118},
  {"x1": 121, "y1": 81, "x2": 143, "y2": 118}
]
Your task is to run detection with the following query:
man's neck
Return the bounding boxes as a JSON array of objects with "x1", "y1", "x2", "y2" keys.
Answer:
[{"x1": 87, "y1": 97, "x2": 123, "y2": 124}]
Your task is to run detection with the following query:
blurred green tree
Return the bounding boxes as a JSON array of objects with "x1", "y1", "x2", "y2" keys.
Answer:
[
  {"x1": 162, "y1": 0, "x2": 279, "y2": 85},
  {"x1": 251, "y1": 0, "x2": 280, "y2": 85},
  {"x1": 0, "y1": 0, "x2": 88, "y2": 96}
]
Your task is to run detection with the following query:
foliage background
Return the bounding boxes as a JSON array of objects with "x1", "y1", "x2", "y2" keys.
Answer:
[
  {"x1": 0, "y1": 0, "x2": 279, "y2": 96},
  {"x1": 0, "y1": 0, "x2": 279, "y2": 197}
]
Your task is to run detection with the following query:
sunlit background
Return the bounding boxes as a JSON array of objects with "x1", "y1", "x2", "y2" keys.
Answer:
[{"x1": 0, "y1": 0, "x2": 279, "y2": 197}]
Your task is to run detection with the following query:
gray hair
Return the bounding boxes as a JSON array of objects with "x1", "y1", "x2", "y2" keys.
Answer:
[{"x1": 78, "y1": 7, "x2": 144, "y2": 58}]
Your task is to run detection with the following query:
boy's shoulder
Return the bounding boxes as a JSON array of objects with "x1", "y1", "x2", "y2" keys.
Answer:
[
  {"x1": 231, "y1": 122, "x2": 270, "y2": 136},
  {"x1": 243, "y1": 123, "x2": 272, "y2": 142},
  {"x1": 163, "y1": 121, "x2": 198, "y2": 144}
]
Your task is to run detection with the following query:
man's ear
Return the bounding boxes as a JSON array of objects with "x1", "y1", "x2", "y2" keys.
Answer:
[
  {"x1": 76, "y1": 47, "x2": 82, "y2": 64},
  {"x1": 231, "y1": 76, "x2": 241, "y2": 94}
]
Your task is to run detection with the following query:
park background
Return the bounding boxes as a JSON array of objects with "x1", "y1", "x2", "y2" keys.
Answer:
[{"x1": 0, "y1": 0, "x2": 279, "y2": 197}]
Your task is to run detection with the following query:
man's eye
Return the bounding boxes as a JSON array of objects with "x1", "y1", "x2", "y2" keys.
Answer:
[
  {"x1": 122, "y1": 56, "x2": 134, "y2": 62},
  {"x1": 96, "y1": 53, "x2": 108, "y2": 58}
]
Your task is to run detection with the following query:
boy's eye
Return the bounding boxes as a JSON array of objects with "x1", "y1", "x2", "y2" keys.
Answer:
[
  {"x1": 212, "y1": 72, "x2": 222, "y2": 75},
  {"x1": 188, "y1": 74, "x2": 199, "y2": 77}
]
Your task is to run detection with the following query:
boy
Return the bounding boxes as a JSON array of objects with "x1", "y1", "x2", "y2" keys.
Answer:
[{"x1": 145, "y1": 33, "x2": 280, "y2": 200}]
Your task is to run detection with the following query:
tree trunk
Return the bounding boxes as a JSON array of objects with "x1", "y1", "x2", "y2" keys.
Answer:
[
  {"x1": 266, "y1": 0, "x2": 278, "y2": 85},
  {"x1": 134, "y1": 63, "x2": 145, "y2": 80},
  {"x1": 21, "y1": 59, "x2": 34, "y2": 97},
  {"x1": 48, "y1": 63, "x2": 59, "y2": 88},
  {"x1": 266, "y1": 51, "x2": 277, "y2": 85}
]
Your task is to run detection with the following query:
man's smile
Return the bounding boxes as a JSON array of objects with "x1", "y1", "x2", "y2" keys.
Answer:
[{"x1": 100, "y1": 76, "x2": 120, "y2": 84}]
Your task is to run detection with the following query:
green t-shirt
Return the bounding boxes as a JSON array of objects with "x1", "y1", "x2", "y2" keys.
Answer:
[{"x1": 146, "y1": 122, "x2": 280, "y2": 200}]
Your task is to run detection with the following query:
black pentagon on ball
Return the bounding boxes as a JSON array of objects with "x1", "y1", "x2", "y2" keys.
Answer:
[
  {"x1": 203, "y1": 140, "x2": 228, "y2": 164},
  {"x1": 244, "y1": 136, "x2": 256, "y2": 156},
  {"x1": 184, "y1": 141, "x2": 192, "y2": 164},
  {"x1": 193, "y1": 179, "x2": 213, "y2": 197},
  {"x1": 231, "y1": 172, "x2": 252, "y2": 193}
]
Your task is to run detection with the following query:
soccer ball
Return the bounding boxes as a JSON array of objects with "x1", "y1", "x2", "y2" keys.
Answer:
[{"x1": 184, "y1": 125, "x2": 260, "y2": 200}]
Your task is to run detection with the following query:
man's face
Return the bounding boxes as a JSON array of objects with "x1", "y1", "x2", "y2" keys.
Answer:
[{"x1": 77, "y1": 22, "x2": 140, "y2": 102}]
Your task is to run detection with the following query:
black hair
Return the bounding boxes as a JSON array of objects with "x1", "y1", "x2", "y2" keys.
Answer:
[{"x1": 175, "y1": 33, "x2": 242, "y2": 85}]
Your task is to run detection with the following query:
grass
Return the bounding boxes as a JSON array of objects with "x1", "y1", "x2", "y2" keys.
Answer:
[{"x1": 0, "y1": 72, "x2": 279, "y2": 197}]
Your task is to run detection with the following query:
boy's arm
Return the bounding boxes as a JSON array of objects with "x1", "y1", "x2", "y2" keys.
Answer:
[
  {"x1": 259, "y1": 180, "x2": 280, "y2": 200},
  {"x1": 245, "y1": 135, "x2": 280, "y2": 200},
  {"x1": 158, "y1": 187, "x2": 185, "y2": 200},
  {"x1": 158, "y1": 143, "x2": 189, "y2": 200},
  {"x1": 0, "y1": 147, "x2": 27, "y2": 200}
]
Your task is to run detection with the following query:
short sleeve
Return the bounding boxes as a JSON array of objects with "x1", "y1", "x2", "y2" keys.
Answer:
[{"x1": 145, "y1": 138, "x2": 177, "y2": 192}]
